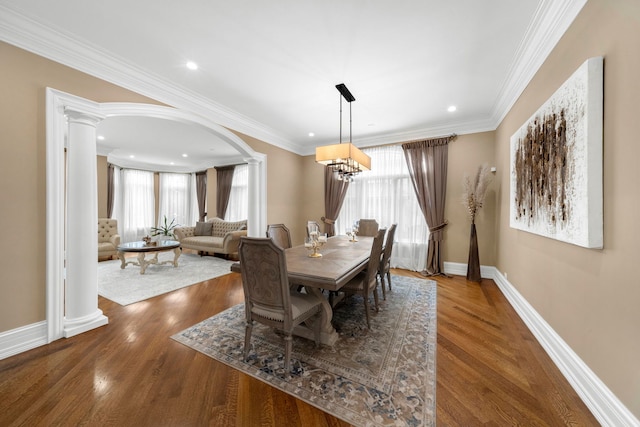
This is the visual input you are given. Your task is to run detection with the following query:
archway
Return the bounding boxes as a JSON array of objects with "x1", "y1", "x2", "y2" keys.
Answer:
[{"x1": 45, "y1": 88, "x2": 267, "y2": 342}]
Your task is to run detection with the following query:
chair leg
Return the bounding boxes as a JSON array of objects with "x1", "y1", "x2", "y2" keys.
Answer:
[
  {"x1": 386, "y1": 270, "x2": 392, "y2": 291},
  {"x1": 243, "y1": 321, "x2": 253, "y2": 361},
  {"x1": 284, "y1": 333, "x2": 292, "y2": 378},
  {"x1": 379, "y1": 272, "x2": 387, "y2": 300},
  {"x1": 373, "y1": 286, "x2": 380, "y2": 312},
  {"x1": 363, "y1": 294, "x2": 371, "y2": 329}
]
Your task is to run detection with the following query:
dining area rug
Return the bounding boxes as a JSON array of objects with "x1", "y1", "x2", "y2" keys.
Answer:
[{"x1": 172, "y1": 275, "x2": 437, "y2": 427}]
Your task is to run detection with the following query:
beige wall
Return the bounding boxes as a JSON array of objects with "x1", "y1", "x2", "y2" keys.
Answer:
[
  {"x1": 231, "y1": 131, "x2": 309, "y2": 245},
  {"x1": 495, "y1": 0, "x2": 640, "y2": 417},
  {"x1": 444, "y1": 132, "x2": 497, "y2": 265},
  {"x1": 3, "y1": 1, "x2": 639, "y2": 416},
  {"x1": 0, "y1": 41, "x2": 161, "y2": 332}
]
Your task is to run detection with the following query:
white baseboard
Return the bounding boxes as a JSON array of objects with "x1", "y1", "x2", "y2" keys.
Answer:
[
  {"x1": 0, "y1": 321, "x2": 48, "y2": 361},
  {"x1": 2, "y1": 265, "x2": 639, "y2": 425},
  {"x1": 486, "y1": 267, "x2": 640, "y2": 427},
  {"x1": 443, "y1": 261, "x2": 494, "y2": 279}
]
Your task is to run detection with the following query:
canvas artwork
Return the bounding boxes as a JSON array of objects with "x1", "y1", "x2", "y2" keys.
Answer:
[{"x1": 510, "y1": 57, "x2": 603, "y2": 249}]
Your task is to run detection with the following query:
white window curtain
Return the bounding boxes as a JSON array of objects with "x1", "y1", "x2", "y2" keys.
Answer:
[
  {"x1": 158, "y1": 172, "x2": 198, "y2": 229},
  {"x1": 336, "y1": 145, "x2": 429, "y2": 271},
  {"x1": 225, "y1": 164, "x2": 248, "y2": 221},
  {"x1": 115, "y1": 168, "x2": 155, "y2": 243}
]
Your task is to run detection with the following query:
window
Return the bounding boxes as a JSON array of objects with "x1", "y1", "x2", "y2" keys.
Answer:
[
  {"x1": 226, "y1": 164, "x2": 248, "y2": 221},
  {"x1": 157, "y1": 172, "x2": 198, "y2": 229},
  {"x1": 117, "y1": 168, "x2": 155, "y2": 243},
  {"x1": 336, "y1": 146, "x2": 429, "y2": 271}
]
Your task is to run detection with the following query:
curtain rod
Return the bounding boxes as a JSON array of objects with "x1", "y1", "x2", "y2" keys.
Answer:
[{"x1": 360, "y1": 133, "x2": 457, "y2": 150}]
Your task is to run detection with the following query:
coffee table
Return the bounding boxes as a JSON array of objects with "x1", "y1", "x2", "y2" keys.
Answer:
[{"x1": 117, "y1": 240, "x2": 181, "y2": 274}]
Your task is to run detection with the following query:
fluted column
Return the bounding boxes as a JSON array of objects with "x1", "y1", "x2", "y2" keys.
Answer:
[{"x1": 64, "y1": 109, "x2": 108, "y2": 337}]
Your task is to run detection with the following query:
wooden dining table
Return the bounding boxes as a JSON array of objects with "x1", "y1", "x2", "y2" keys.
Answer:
[{"x1": 231, "y1": 235, "x2": 373, "y2": 345}]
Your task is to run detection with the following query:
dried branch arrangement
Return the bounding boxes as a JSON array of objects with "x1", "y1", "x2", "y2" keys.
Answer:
[{"x1": 462, "y1": 164, "x2": 493, "y2": 223}]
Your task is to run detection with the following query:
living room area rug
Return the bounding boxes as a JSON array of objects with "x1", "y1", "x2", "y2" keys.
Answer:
[
  {"x1": 172, "y1": 275, "x2": 437, "y2": 427},
  {"x1": 98, "y1": 253, "x2": 234, "y2": 305}
]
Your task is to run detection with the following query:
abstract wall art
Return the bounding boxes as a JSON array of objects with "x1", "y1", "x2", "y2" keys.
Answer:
[{"x1": 510, "y1": 57, "x2": 603, "y2": 249}]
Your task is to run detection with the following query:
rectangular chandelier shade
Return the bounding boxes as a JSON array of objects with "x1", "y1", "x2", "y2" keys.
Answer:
[
  {"x1": 315, "y1": 142, "x2": 371, "y2": 172},
  {"x1": 315, "y1": 83, "x2": 370, "y2": 180}
]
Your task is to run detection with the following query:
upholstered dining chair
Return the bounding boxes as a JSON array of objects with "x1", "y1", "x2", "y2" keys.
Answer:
[
  {"x1": 339, "y1": 228, "x2": 386, "y2": 329},
  {"x1": 357, "y1": 219, "x2": 379, "y2": 237},
  {"x1": 238, "y1": 237, "x2": 323, "y2": 376},
  {"x1": 306, "y1": 220, "x2": 321, "y2": 238},
  {"x1": 266, "y1": 223, "x2": 292, "y2": 249},
  {"x1": 378, "y1": 223, "x2": 397, "y2": 300}
]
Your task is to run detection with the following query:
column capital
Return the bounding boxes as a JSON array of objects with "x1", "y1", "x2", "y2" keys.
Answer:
[{"x1": 65, "y1": 108, "x2": 104, "y2": 127}]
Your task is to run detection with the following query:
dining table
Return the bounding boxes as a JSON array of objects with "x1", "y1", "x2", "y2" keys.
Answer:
[{"x1": 231, "y1": 235, "x2": 373, "y2": 345}]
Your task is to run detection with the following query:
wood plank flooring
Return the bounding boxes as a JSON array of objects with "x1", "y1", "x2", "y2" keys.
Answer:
[{"x1": 0, "y1": 267, "x2": 599, "y2": 426}]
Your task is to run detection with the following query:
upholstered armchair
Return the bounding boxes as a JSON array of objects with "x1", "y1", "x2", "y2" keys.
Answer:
[{"x1": 98, "y1": 218, "x2": 120, "y2": 260}]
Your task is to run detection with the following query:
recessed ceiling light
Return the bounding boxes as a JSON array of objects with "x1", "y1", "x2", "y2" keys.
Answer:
[
  {"x1": 447, "y1": 105, "x2": 457, "y2": 112},
  {"x1": 129, "y1": 155, "x2": 135, "y2": 158},
  {"x1": 97, "y1": 135, "x2": 105, "y2": 140},
  {"x1": 186, "y1": 61, "x2": 198, "y2": 70},
  {"x1": 170, "y1": 162, "x2": 175, "y2": 165},
  {"x1": 182, "y1": 153, "x2": 188, "y2": 158},
  {"x1": 308, "y1": 132, "x2": 315, "y2": 137}
]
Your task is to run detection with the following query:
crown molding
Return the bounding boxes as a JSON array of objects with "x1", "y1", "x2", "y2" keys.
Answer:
[
  {"x1": 1, "y1": 1, "x2": 586, "y2": 155},
  {"x1": 299, "y1": 116, "x2": 497, "y2": 156},
  {"x1": 0, "y1": 4, "x2": 302, "y2": 155},
  {"x1": 489, "y1": 0, "x2": 588, "y2": 127}
]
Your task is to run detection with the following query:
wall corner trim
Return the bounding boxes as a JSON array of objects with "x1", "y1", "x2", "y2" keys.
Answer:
[
  {"x1": 0, "y1": 321, "x2": 48, "y2": 361},
  {"x1": 489, "y1": 268, "x2": 640, "y2": 427}
]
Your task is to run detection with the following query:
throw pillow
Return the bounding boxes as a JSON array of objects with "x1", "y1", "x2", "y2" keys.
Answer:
[{"x1": 195, "y1": 221, "x2": 213, "y2": 236}]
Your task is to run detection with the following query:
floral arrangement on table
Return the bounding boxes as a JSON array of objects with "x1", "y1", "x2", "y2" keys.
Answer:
[{"x1": 150, "y1": 216, "x2": 179, "y2": 239}]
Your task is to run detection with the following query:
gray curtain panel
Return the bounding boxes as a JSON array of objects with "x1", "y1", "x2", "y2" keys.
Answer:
[
  {"x1": 196, "y1": 170, "x2": 207, "y2": 221},
  {"x1": 107, "y1": 163, "x2": 115, "y2": 219},
  {"x1": 402, "y1": 135, "x2": 455, "y2": 276},
  {"x1": 215, "y1": 165, "x2": 235, "y2": 219},
  {"x1": 322, "y1": 166, "x2": 350, "y2": 236}
]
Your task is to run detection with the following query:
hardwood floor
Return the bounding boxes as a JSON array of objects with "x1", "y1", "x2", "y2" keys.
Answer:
[{"x1": 0, "y1": 269, "x2": 599, "y2": 426}]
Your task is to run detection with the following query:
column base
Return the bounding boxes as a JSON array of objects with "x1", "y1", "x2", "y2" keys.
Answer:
[{"x1": 63, "y1": 309, "x2": 108, "y2": 338}]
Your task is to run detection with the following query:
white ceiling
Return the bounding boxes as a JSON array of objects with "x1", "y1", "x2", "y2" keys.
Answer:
[{"x1": 0, "y1": 0, "x2": 586, "y2": 172}]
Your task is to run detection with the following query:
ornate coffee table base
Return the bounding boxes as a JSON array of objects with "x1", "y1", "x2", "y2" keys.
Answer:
[{"x1": 117, "y1": 240, "x2": 182, "y2": 275}]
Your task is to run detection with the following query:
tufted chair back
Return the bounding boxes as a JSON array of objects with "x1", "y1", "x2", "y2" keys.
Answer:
[
  {"x1": 98, "y1": 218, "x2": 119, "y2": 243},
  {"x1": 98, "y1": 218, "x2": 121, "y2": 260}
]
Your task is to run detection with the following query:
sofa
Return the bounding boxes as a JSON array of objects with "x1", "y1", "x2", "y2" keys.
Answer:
[
  {"x1": 174, "y1": 217, "x2": 247, "y2": 257},
  {"x1": 98, "y1": 218, "x2": 120, "y2": 260}
]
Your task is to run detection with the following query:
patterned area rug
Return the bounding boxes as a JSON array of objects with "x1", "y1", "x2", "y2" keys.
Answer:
[
  {"x1": 98, "y1": 253, "x2": 234, "y2": 305},
  {"x1": 172, "y1": 275, "x2": 437, "y2": 426}
]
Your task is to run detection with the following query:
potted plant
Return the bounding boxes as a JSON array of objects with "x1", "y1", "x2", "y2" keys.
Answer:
[{"x1": 151, "y1": 216, "x2": 179, "y2": 240}]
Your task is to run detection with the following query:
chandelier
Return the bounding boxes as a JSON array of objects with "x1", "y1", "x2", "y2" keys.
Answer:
[{"x1": 315, "y1": 83, "x2": 371, "y2": 182}]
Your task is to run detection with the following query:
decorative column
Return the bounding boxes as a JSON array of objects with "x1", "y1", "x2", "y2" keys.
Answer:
[
  {"x1": 64, "y1": 109, "x2": 108, "y2": 337},
  {"x1": 246, "y1": 158, "x2": 260, "y2": 237}
]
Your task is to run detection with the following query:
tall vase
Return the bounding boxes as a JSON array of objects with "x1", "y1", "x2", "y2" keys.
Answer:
[{"x1": 466, "y1": 222, "x2": 481, "y2": 283}]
